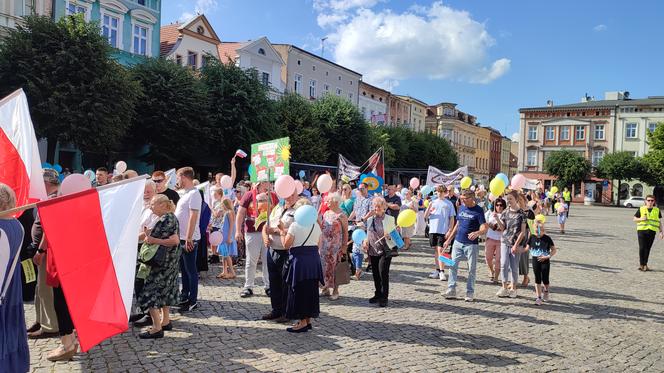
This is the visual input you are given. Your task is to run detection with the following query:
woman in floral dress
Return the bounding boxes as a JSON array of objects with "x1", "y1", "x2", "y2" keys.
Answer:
[{"x1": 319, "y1": 193, "x2": 348, "y2": 300}]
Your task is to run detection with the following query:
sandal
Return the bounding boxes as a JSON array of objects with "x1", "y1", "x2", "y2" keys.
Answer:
[
  {"x1": 46, "y1": 342, "x2": 78, "y2": 362},
  {"x1": 216, "y1": 272, "x2": 226, "y2": 279}
]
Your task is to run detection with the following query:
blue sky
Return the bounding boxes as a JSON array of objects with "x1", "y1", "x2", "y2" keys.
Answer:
[{"x1": 166, "y1": 0, "x2": 664, "y2": 139}]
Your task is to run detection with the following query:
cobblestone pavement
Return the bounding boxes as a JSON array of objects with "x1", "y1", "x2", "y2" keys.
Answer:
[{"x1": 25, "y1": 205, "x2": 664, "y2": 372}]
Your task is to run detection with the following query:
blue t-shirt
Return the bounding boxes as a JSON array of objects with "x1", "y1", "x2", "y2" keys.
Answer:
[{"x1": 455, "y1": 205, "x2": 486, "y2": 244}]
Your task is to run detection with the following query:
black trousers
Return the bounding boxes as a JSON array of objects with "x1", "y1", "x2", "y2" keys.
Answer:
[
  {"x1": 565, "y1": 201, "x2": 570, "y2": 217},
  {"x1": 267, "y1": 248, "x2": 289, "y2": 317},
  {"x1": 638, "y1": 230, "x2": 656, "y2": 266},
  {"x1": 370, "y1": 255, "x2": 392, "y2": 300},
  {"x1": 53, "y1": 286, "x2": 74, "y2": 336},
  {"x1": 531, "y1": 258, "x2": 550, "y2": 285}
]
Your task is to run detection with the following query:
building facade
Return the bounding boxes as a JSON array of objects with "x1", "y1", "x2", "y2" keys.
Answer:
[
  {"x1": 217, "y1": 37, "x2": 285, "y2": 100},
  {"x1": 54, "y1": 0, "x2": 161, "y2": 65},
  {"x1": 358, "y1": 81, "x2": 389, "y2": 125},
  {"x1": 487, "y1": 128, "x2": 501, "y2": 178},
  {"x1": 474, "y1": 126, "x2": 490, "y2": 184},
  {"x1": 160, "y1": 15, "x2": 220, "y2": 70},
  {"x1": 0, "y1": 0, "x2": 51, "y2": 39},
  {"x1": 427, "y1": 102, "x2": 478, "y2": 174},
  {"x1": 388, "y1": 95, "x2": 411, "y2": 127},
  {"x1": 273, "y1": 44, "x2": 361, "y2": 106},
  {"x1": 395, "y1": 95, "x2": 427, "y2": 132},
  {"x1": 500, "y1": 136, "x2": 511, "y2": 177}
]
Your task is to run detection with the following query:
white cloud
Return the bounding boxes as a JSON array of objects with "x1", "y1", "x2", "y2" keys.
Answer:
[
  {"x1": 322, "y1": 2, "x2": 510, "y2": 87},
  {"x1": 593, "y1": 24, "x2": 607, "y2": 32},
  {"x1": 179, "y1": 0, "x2": 218, "y2": 22},
  {"x1": 511, "y1": 132, "x2": 520, "y2": 142}
]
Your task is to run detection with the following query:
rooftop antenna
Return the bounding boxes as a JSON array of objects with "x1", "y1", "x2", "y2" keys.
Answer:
[{"x1": 321, "y1": 37, "x2": 328, "y2": 58}]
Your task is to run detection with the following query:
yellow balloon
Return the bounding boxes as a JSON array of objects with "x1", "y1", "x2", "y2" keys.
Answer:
[
  {"x1": 397, "y1": 209, "x2": 417, "y2": 228},
  {"x1": 489, "y1": 178, "x2": 506, "y2": 197},
  {"x1": 551, "y1": 186, "x2": 559, "y2": 194},
  {"x1": 424, "y1": 199, "x2": 430, "y2": 208},
  {"x1": 460, "y1": 176, "x2": 472, "y2": 189},
  {"x1": 535, "y1": 214, "x2": 546, "y2": 223},
  {"x1": 554, "y1": 202, "x2": 560, "y2": 210}
]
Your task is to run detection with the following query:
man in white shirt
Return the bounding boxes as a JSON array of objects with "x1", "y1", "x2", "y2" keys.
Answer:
[
  {"x1": 175, "y1": 167, "x2": 202, "y2": 312},
  {"x1": 424, "y1": 186, "x2": 456, "y2": 281}
]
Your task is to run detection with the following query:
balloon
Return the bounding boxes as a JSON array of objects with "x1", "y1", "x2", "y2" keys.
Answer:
[
  {"x1": 401, "y1": 188, "x2": 409, "y2": 197},
  {"x1": 220, "y1": 175, "x2": 233, "y2": 189},
  {"x1": 409, "y1": 177, "x2": 420, "y2": 189},
  {"x1": 460, "y1": 176, "x2": 472, "y2": 189},
  {"x1": 511, "y1": 174, "x2": 526, "y2": 190},
  {"x1": 551, "y1": 186, "x2": 559, "y2": 195},
  {"x1": 115, "y1": 160, "x2": 127, "y2": 173},
  {"x1": 554, "y1": 202, "x2": 560, "y2": 210},
  {"x1": 275, "y1": 175, "x2": 296, "y2": 198},
  {"x1": 489, "y1": 178, "x2": 506, "y2": 197},
  {"x1": 41, "y1": 162, "x2": 52, "y2": 169},
  {"x1": 424, "y1": 199, "x2": 430, "y2": 208},
  {"x1": 294, "y1": 205, "x2": 317, "y2": 226},
  {"x1": 488, "y1": 193, "x2": 496, "y2": 202},
  {"x1": 397, "y1": 209, "x2": 417, "y2": 228},
  {"x1": 53, "y1": 164, "x2": 62, "y2": 173},
  {"x1": 535, "y1": 214, "x2": 546, "y2": 223},
  {"x1": 317, "y1": 174, "x2": 333, "y2": 193},
  {"x1": 209, "y1": 231, "x2": 222, "y2": 246},
  {"x1": 496, "y1": 173, "x2": 509, "y2": 187},
  {"x1": 298, "y1": 170, "x2": 306, "y2": 179},
  {"x1": 83, "y1": 170, "x2": 95, "y2": 181},
  {"x1": 352, "y1": 229, "x2": 367, "y2": 245},
  {"x1": 470, "y1": 186, "x2": 476, "y2": 192},
  {"x1": 295, "y1": 180, "x2": 304, "y2": 194},
  {"x1": 421, "y1": 185, "x2": 432, "y2": 196},
  {"x1": 60, "y1": 174, "x2": 91, "y2": 196},
  {"x1": 248, "y1": 164, "x2": 256, "y2": 179}
]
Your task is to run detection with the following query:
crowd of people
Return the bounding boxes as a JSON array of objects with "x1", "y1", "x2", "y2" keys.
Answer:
[{"x1": 2, "y1": 159, "x2": 662, "y2": 370}]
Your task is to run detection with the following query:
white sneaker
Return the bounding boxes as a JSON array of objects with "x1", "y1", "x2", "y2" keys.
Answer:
[
  {"x1": 496, "y1": 288, "x2": 509, "y2": 297},
  {"x1": 439, "y1": 271, "x2": 447, "y2": 281},
  {"x1": 428, "y1": 270, "x2": 440, "y2": 279},
  {"x1": 535, "y1": 297, "x2": 543, "y2": 306},
  {"x1": 444, "y1": 288, "x2": 456, "y2": 299},
  {"x1": 464, "y1": 293, "x2": 474, "y2": 302},
  {"x1": 508, "y1": 289, "x2": 518, "y2": 298},
  {"x1": 542, "y1": 291, "x2": 549, "y2": 301}
]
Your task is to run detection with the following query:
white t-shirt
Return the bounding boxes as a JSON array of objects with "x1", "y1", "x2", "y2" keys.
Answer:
[
  {"x1": 287, "y1": 222, "x2": 322, "y2": 247},
  {"x1": 484, "y1": 210, "x2": 502, "y2": 241},
  {"x1": 175, "y1": 188, "x2": 202, "y2": 240},
  {"x1": 268, "y1": 204, "x2": 296, "y2": 250},
  {"x1": 428, "y1": 198, "x2": 455, "y2": 235}
]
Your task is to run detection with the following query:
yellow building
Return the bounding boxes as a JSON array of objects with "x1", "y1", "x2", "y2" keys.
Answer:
[
  {"x1": 474, "y1": 126, "x2": 491, "y2": 184},
  {"x1": 427, "y1": 102, "x2": 479, "y2": 174},
  {"x1": 395, "y1": 95, "x2": 428, "y2": 132}
]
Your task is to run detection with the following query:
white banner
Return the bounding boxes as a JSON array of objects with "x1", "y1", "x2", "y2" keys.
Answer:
[
  {"x1": 164, "y1": 168, "x2": 177, "y2": 190},
  {"x1": 524, "y1": 177, "x2": 540, "y2": 190},
  {"x1": 426, "y1": 166, "x2": 468, "y2": 187}
]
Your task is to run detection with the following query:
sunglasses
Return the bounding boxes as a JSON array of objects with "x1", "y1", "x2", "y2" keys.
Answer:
[{"x1": 152, "y1": 179, "x2": 165, "y2": 183}]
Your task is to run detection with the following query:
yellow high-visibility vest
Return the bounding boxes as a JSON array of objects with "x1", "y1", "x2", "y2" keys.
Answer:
[
  {"x1": 563, "y1": 191, "x2": 571, "y2": 202},
  {"x1": 637, "y1": 206, "x2": 660, "y2": 232}
]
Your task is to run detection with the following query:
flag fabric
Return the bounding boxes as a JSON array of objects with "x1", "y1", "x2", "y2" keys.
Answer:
[
  {"x1": 164, "y1": 168, "x2": 177, "y2": 190},
  {"x1": 37, "y1": 178, "x2": 145, "y2": 352},
  {"x1": 235, "y1": 149, "x2": 247, "y2": 158},
  {"x1": 0, "y1": 89, "x2": 47, "y2": 211},
  {"x1": 338, "y1": 147, "x2": 385, "y2": 182},
  {"x1": 426, "y1": 166, "x2": 468, "y2": 187}
]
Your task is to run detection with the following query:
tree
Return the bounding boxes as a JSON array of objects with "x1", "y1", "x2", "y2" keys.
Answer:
[
  {"x1": 0, "y1": 15, "x2": 139, "y2": 162},
  {"x1": 595, "y1": 151, "x2": 643, "y2": 206},
  {"x1": 543, "y1": 150, "x2": 591, "y2": 189},
  {"x1": 201, "y1": 59, "x2": 281, "y2": 162},
  {"x1": 642, "y1": 123, "x2": 664, "y2": 187},
  {"x1": 128, "y1": 58, "x2": 208, "y2": 168},
  {"x1": 274, "y1": 93, "x2": 328, "y2": 164}
]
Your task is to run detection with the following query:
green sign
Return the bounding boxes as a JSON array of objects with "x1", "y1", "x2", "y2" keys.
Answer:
[{"x1": 250, "y1": 137, "x2": 290, "y2": 182}]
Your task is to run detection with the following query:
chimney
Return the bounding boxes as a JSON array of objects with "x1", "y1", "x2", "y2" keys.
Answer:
[{"x1": 546, "y1": 100, "x2": 553, "y2": 107}]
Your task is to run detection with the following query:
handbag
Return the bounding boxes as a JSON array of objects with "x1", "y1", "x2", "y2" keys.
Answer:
[
  {"x1": 138, "y1": 242, "x2": 166, "y2": 268},
  {"x1": 335, "y1": 254, "x2": 351, "y2": 286}
]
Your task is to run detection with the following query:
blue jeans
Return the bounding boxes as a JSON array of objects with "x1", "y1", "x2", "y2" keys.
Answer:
[
  {"x1": 447, "y1": 241, "x2": 479, "y2": 295},
  {"x1": 500, "y1": 242, "x2": 520, "y2": 284},
  {"x1": 180, "y1": 240, "x2": 199, "y2": 304},
  {"x1": 351, "y1": 252, "x2": 364, "y2": 271}
]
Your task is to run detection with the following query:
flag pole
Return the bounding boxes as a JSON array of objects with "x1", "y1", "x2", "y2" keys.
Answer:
[{"x1": 0, "y1": 174, "x2": 150, "y2": 217}]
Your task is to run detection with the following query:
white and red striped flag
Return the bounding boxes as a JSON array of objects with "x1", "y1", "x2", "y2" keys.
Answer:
[
  {"x1": 37, "y1": 177, "x2": 145, "y2": 352},
  {"x1": 0, "y1": 89, "x2": 47, "y2": 210}
]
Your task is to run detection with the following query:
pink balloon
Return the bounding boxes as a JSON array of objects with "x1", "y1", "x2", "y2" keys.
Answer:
[
  {"x1": 409, "y1": 177, "x2": 420, "y2": 189},
  {"x1": 511, "y1": 174, "x2": 526, "y2": 190},
  {"x1": 317, "y1": 174, "x2": 333, "y2": 193},
  {"x1": 209, "y1": 231, "x2": 222, "y2": 246},
  {"x1": 294, "y1": 180, "x2": 304, "y2": 194},
  {"x1": 488, "y1": 193, "x2": 496, "y2": 202},
  {"x1": 275, "y1": 175, "x2": 296, "y2": 198},
  {"x1": 61, "y1": 174, "x2": 91, "y2": 196},
  {"x1": 220, "y1": 175, "x2": 232, "y2": 189}
]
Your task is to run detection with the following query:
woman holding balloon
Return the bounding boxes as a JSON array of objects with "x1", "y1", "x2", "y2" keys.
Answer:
[{"x1": 319, "y1": 193, "x2": 348, "y2": 300}]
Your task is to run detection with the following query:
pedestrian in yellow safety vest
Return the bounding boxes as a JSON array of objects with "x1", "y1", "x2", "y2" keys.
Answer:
[
  {"x1": 633, "y1": 195, "x2": 664, "y2": 271},
  {"x1": 562, "y1": 187, "x2": 571, "y2": 217}
]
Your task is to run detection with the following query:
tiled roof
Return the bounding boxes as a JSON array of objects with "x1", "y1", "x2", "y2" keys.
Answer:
[
  {"x1": 159, "y1": 23, "x2": 181, "y2": 57},
  {"x1": 217, "y1": 42, "x2": 245, "y2": 63},
  {"x1": 520, "y1": 97, "x2": 664, "y2": 112}
]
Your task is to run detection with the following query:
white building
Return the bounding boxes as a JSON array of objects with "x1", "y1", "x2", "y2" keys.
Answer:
[
  {"x1": 358, "y1": 81, "x2": 389, "y2": 124},
  {"x1": 1, "y1": 0, "x2": 51, "y2": 39},
  {"x1": 273, "y1": 44, "x2": 361, "y2": 106},
  {"x1": 160, "y1": 14, "x2": 220, "y2": 70},
  {"x1": 218, "y1": 37, "x2": 285, "y2": 100}
]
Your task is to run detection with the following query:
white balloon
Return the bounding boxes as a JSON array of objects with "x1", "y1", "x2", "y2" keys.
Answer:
[
  {"x1": 115, "y1": 160, "x2": 127, "y2": 173},
  {"x1": 220, "y1": 175, "x2": 232, "y2": 189}
]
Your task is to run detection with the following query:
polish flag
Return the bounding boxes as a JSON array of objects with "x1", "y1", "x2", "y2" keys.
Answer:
[
  {"x1": 0, "y1": 89, "x2": 47, "y2": 211},
  {"x1": 37, "y1": 178, "x2": 145, "y2": 352}
]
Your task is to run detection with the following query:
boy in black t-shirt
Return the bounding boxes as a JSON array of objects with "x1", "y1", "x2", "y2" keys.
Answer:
[{"x1": 525, "y1": 217, "x2": 557, "y2": 306}]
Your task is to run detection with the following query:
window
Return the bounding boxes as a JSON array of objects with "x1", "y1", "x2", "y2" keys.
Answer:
[
  {"x1": 66, "y1": 1, "x2": 89, "y2": 19},
  {"x1": 575, "y1": 125, "x2": 585, "y2": 140},
  {"x1": 294, "y1": 74, "x2": 302, "y2": 94},
  {"x1": 527, "y1": 150, "x2": 537, "y2": 166},
  {"x1": 348, "y1": 93, "x2": 353, "y2": 101},
  {"x1": 349, "y1": 80, "x2": 353, "y2": 85},
  {"x1": 196, "y1": 26, "x2": 204, "y2": 34},
  {"x1": 443, "y1": 108, "x2": 454, "y2": 116},
  {"x1": 187, "y1": 51, "x2": 197, "y2": 68},
  {"x1": 175, "y1": 55, "x2": 182, "y2": 65},
  {"x1": 137, "y1": 0, "x2": 146, "y2": 5},
  {"x1": 338, "y1": 75, "x2": 342, "y2": 81},
  {"x1": 592, "y1": 150, "x2": 604, "y2": 166},
  {"x1": 201, "y1": 55, "x2": 210, "y2": 68},
  {"x1": 324, "y1": 84, "x2": 329, "y2": 92},
  {"x1": 258, "y1": 48, "x2": 265, "y2": 55},
  {"x1": 312, "y1": 65, "x2": 316, "y2": 71},
  {"x1": 545, "y1": 127, "x2": 555, "y2": 140},
  {"x1": 102, "y1": 14, "x2": 119, "y2": 48},
  {"x1": 632, "y1": 183, "x2": 644, "y2": 197},
  {"x1": 648, "y1": 122, "x2": 658, "y2": 133},
  {"x1": 297, "y1": 60, "x2": 301, "y2": 65},
  {"x1": 309, "y1": 80, "x2": 316, "y2": 98},
  {"x1": 528, "y1": 126, "x2": 537, "y2": 140},
  {"x1": 594, "y1": 125, "x2": 604, "y2": 140},
  {"x1": 261, "y1": 72, "x2": 269, "y2": 86},
  {"x1": 561, "y1": 126, "x2": 570, "y2": 140},
  {"x1": 626, "y1": 123, "x2": 637, "y2": 138},
  {"x1": 336, "y1": 88, "x2": 342, "y2": 96},
  {"x1": 133, "y1": 25, "x2": 148, "y2": 56}
]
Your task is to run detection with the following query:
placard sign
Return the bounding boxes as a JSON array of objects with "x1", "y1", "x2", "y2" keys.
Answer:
[{"x1": 250, "y1": 137, "x2": 290, "y2": 182}]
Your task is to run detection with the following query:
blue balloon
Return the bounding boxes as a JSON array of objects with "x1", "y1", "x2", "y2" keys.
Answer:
[
  {"x1": 53, "y1": 164, "x2": 62, "y2": 173},
  {"x1": 41, "y1": 162, "x2": 52, "y2": 169},
  {"x1": 496, "y1": 173, "x2": 509, "y2": 186},
  {"x1": 401, "y1": 188, "x2": 409, "y2": 196},
  {"x1": 294, "y1": 205, "x2": 317, "y2": 226},
  {"x1": 352, "y1": 229, "x2": 367, "y2": 245},
  {"x1": 421, "y1": 185, "x2": 433, "y2": 196},
  {"x1": 298, "y1": 170, "x2": 306, "y2": 178}
]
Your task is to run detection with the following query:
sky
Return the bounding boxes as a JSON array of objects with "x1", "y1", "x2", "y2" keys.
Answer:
[{"x1": 165, "y1": 0, "x2": 664, "y2": 140}]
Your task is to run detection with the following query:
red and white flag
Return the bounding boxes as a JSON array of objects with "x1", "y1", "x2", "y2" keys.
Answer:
[
  {"x1": 37, "y1": 178, "x2": 145, "y2": 352},
  {"x1": 0, "y1": 89, "x2": 47, "y2": 210}
]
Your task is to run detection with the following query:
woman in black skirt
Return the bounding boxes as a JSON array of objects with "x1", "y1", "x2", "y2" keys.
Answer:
[{"x1": 281, "y1": 199, "x2": 323, "y2": 333}]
